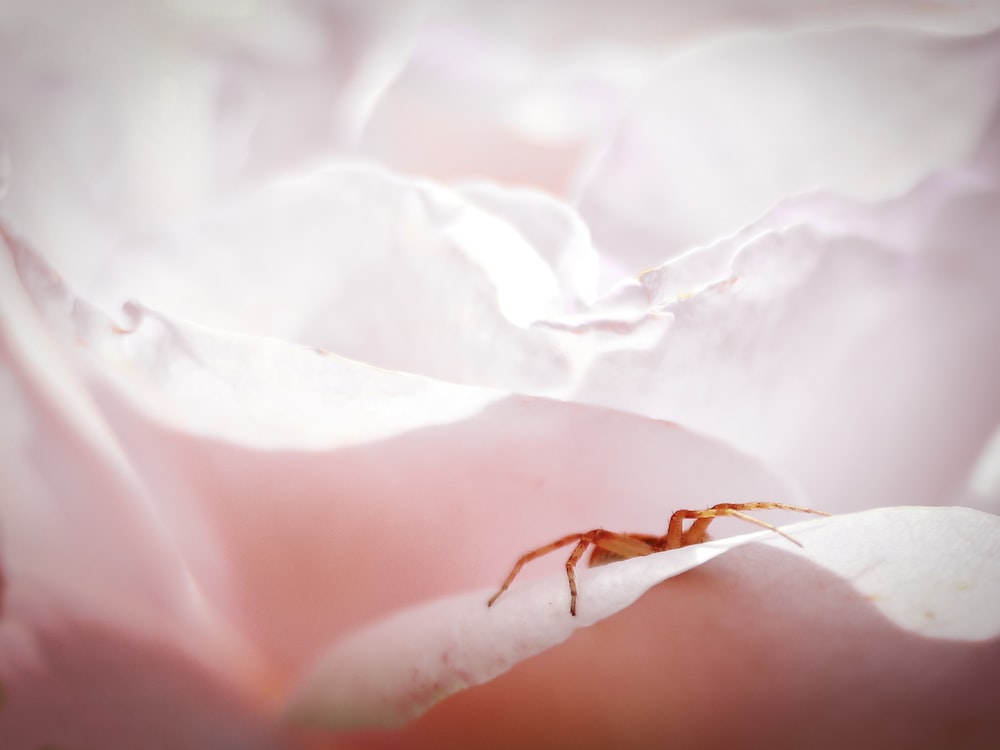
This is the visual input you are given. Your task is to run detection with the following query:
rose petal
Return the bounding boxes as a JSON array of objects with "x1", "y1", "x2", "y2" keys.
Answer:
[
  {"x1": 0, "y1": 229, "x2": 253, "y2": 660},
  {"x1": 574, "y1": 111, "x2": 1000, "y2": 514},
  {"x1": 4, "y1": 5, "x2": 999, "y2": 747},
  {"x1": 344, "y1": 534, "x2": 1000, "y2": 749},
  {"x1": 0, "y1": 613, "x2": 286, "y2": 750},
  {"x1": 284, "y1": 506, "x2": 1000, "y2": 729},
  {"x1": 0, "y1": 0, "x2": 415, "y2": 286},
  {"x1": 359, "y1": 3, "x2": 1000, "y2": 197},
  {"x1": 5, "y1": 231, "x2": 805, "y2": 692},
  {"x1": 1, "y1": 230, "x2": 280, "y2": 745},
  {"x1": 66, "y1": 64, "x2": 1000, "y2": 522},
  {"x1": 577, "y1": 26, "x2": 1000, "y2": 270},
  {"x1": 454, "y1": 181, "x2": 600, "y2": 310},
  {"x1": 84, "y1": 163, "x2": 669, "y2": 397}
]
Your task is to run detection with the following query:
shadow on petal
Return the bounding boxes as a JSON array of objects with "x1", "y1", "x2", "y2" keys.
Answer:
[
  {"x1": 333, "y1": 543, "x2": 1000, "y2": 750},
  {"x1": 0, "y1": 613, "x2": 292, "y2": 750}
]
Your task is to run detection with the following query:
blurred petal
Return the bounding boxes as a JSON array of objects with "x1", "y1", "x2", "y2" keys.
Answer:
[
  {"x1": 0, "y1": 0, "x2": 424, "y2": 284},
  {"x1": 360, "y1": 2, "x2": 1000, "y2": 195},
  {"x1": 963, "y1": 424, "x2": 1000, "y2": 508},
  {"x1": 285, "y1": 506, "x2": 1000, "y2": 730},
  {"x1": 0, "y1": 615, "x2": 289, "y2": 750},
  {"x1": 578, "y1": 26, "x2": 1000, "y2": 271},
  {"x1": 0, "y1": 228, "x2": 250, "y2": 658},
  {"x1": 575, "y1": 107, "x2": 1000, "y2": 514},
  {"x1": 0, "y1": 231, "x2": 281, "y2": 747}
]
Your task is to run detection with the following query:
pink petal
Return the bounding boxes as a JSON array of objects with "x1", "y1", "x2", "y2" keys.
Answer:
[
  {"x1": 0, "y1": 230, "x2": 251, "y2": 659},
  {"x1": 0, "y1": 613, "x2": 287, "y2": 750},
  {"x1": 285, "y1": 506, "x2": 1000, "y2": 730},
  {"x1": 3, "y1": 6, "x2": 999, "y2": 746},
  {"x1": 4, "y1": 231, "x2": 804, "y2": 693},
  {"x1": 0, "y1": 234, "x2": 279, "y2": 746},
  {"x1": 335, "y1": 514, "x2": 1000, "y2": 749}
]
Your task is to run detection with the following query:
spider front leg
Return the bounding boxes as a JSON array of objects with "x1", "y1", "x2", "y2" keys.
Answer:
[
  {"x1": 663, "y1": 502, "x2": 829, "y2": 549},
  {"x1": 487, "y1": 530, "x2": 654, "y2": 615},
  {"x1": 487, "y1": 531, "x2": 589, "y2": 612}
]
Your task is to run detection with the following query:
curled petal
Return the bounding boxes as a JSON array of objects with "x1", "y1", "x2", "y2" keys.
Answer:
[
  {"x1": 578, "y1": 26, "x2": 1000, "y2": 268},
  {"x1": 84, "y1": 164, "x2": 667, "y2": 396},
  {"x1": 285, "y1": 506, "x2": 1000, "y2": 729},
  {"x1": 576, "y1": 110, "x2": 1000, "y2": 514}
]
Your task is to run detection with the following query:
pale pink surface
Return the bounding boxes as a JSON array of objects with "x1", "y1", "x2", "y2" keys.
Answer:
[
  {"x1": 288, "y1": 507, "x2": 1000, "y2": 728},
  {"x1": 1, "y1": 2, "x2": 1000, "y2": 749},
  {"x1": 3, "y1": 230, "x2": 804, "y2": 674},
  {"x1": 1, "y1": 231, "x2": 809, "y2": 745},
  {"x1": 5, "y1": 230, "x2": 999, "y2": 745}
]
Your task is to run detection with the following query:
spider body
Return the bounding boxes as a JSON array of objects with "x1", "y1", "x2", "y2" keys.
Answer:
[{"x1": 487, "y1": 502, "x2": 827, "y2": 615}]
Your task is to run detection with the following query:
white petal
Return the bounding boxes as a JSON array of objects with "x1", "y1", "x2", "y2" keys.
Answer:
[
  {"x1": 285, "y1": 506, "x2": 1000, "y2": 729},
  {"x1": 575, "y1": 118, "x2": 1000, "y2": 513},
  {"x1": 359, "y1": 3, "x2": 1000, "y2": 195},
  {"x1": 84, "y1": 164, "x2": 667, "y2": 397},
  {"x1": 0, "y1": 0, "x2": 413, "y2": 285}
]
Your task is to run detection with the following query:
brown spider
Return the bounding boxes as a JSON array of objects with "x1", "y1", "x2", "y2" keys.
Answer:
[{"x1": 487, "y1": 502, "x2": 828, "y2": 616}]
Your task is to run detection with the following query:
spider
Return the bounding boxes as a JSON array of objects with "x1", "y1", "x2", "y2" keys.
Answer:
[{"x1": 487, "y1": 502, "x2": 828, "y2": 616}]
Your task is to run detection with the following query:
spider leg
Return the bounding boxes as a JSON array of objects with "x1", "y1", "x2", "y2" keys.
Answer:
[
  {"x1": 564, "y1": 537, "x2": 593, "y2": 617},
  {"x1": 487, "y1": 531, "x2": 597, "y2": 610},
  {"x1": 664, "y1": 502, "x2": 829, "y2": 549},
  {"x1": 487, "y1": 504, "x2": 827, "y2": 616},
  {"x1": 488, "y1": 530, "x2": 656, "y2": 615}
]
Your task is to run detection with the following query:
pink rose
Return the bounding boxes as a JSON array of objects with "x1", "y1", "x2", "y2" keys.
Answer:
[{"x1": 2, "y1": 2, "x2": 999, "y2": 748}]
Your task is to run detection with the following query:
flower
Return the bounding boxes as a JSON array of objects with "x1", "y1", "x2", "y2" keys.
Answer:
[{"x1": 2, "y1": 2, "x2": 1000, "y2": 749}]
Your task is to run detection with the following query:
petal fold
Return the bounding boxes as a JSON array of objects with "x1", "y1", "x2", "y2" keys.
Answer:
[{"x1": 285, "y1": 506, "x2": 1000, "y2": 729}]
